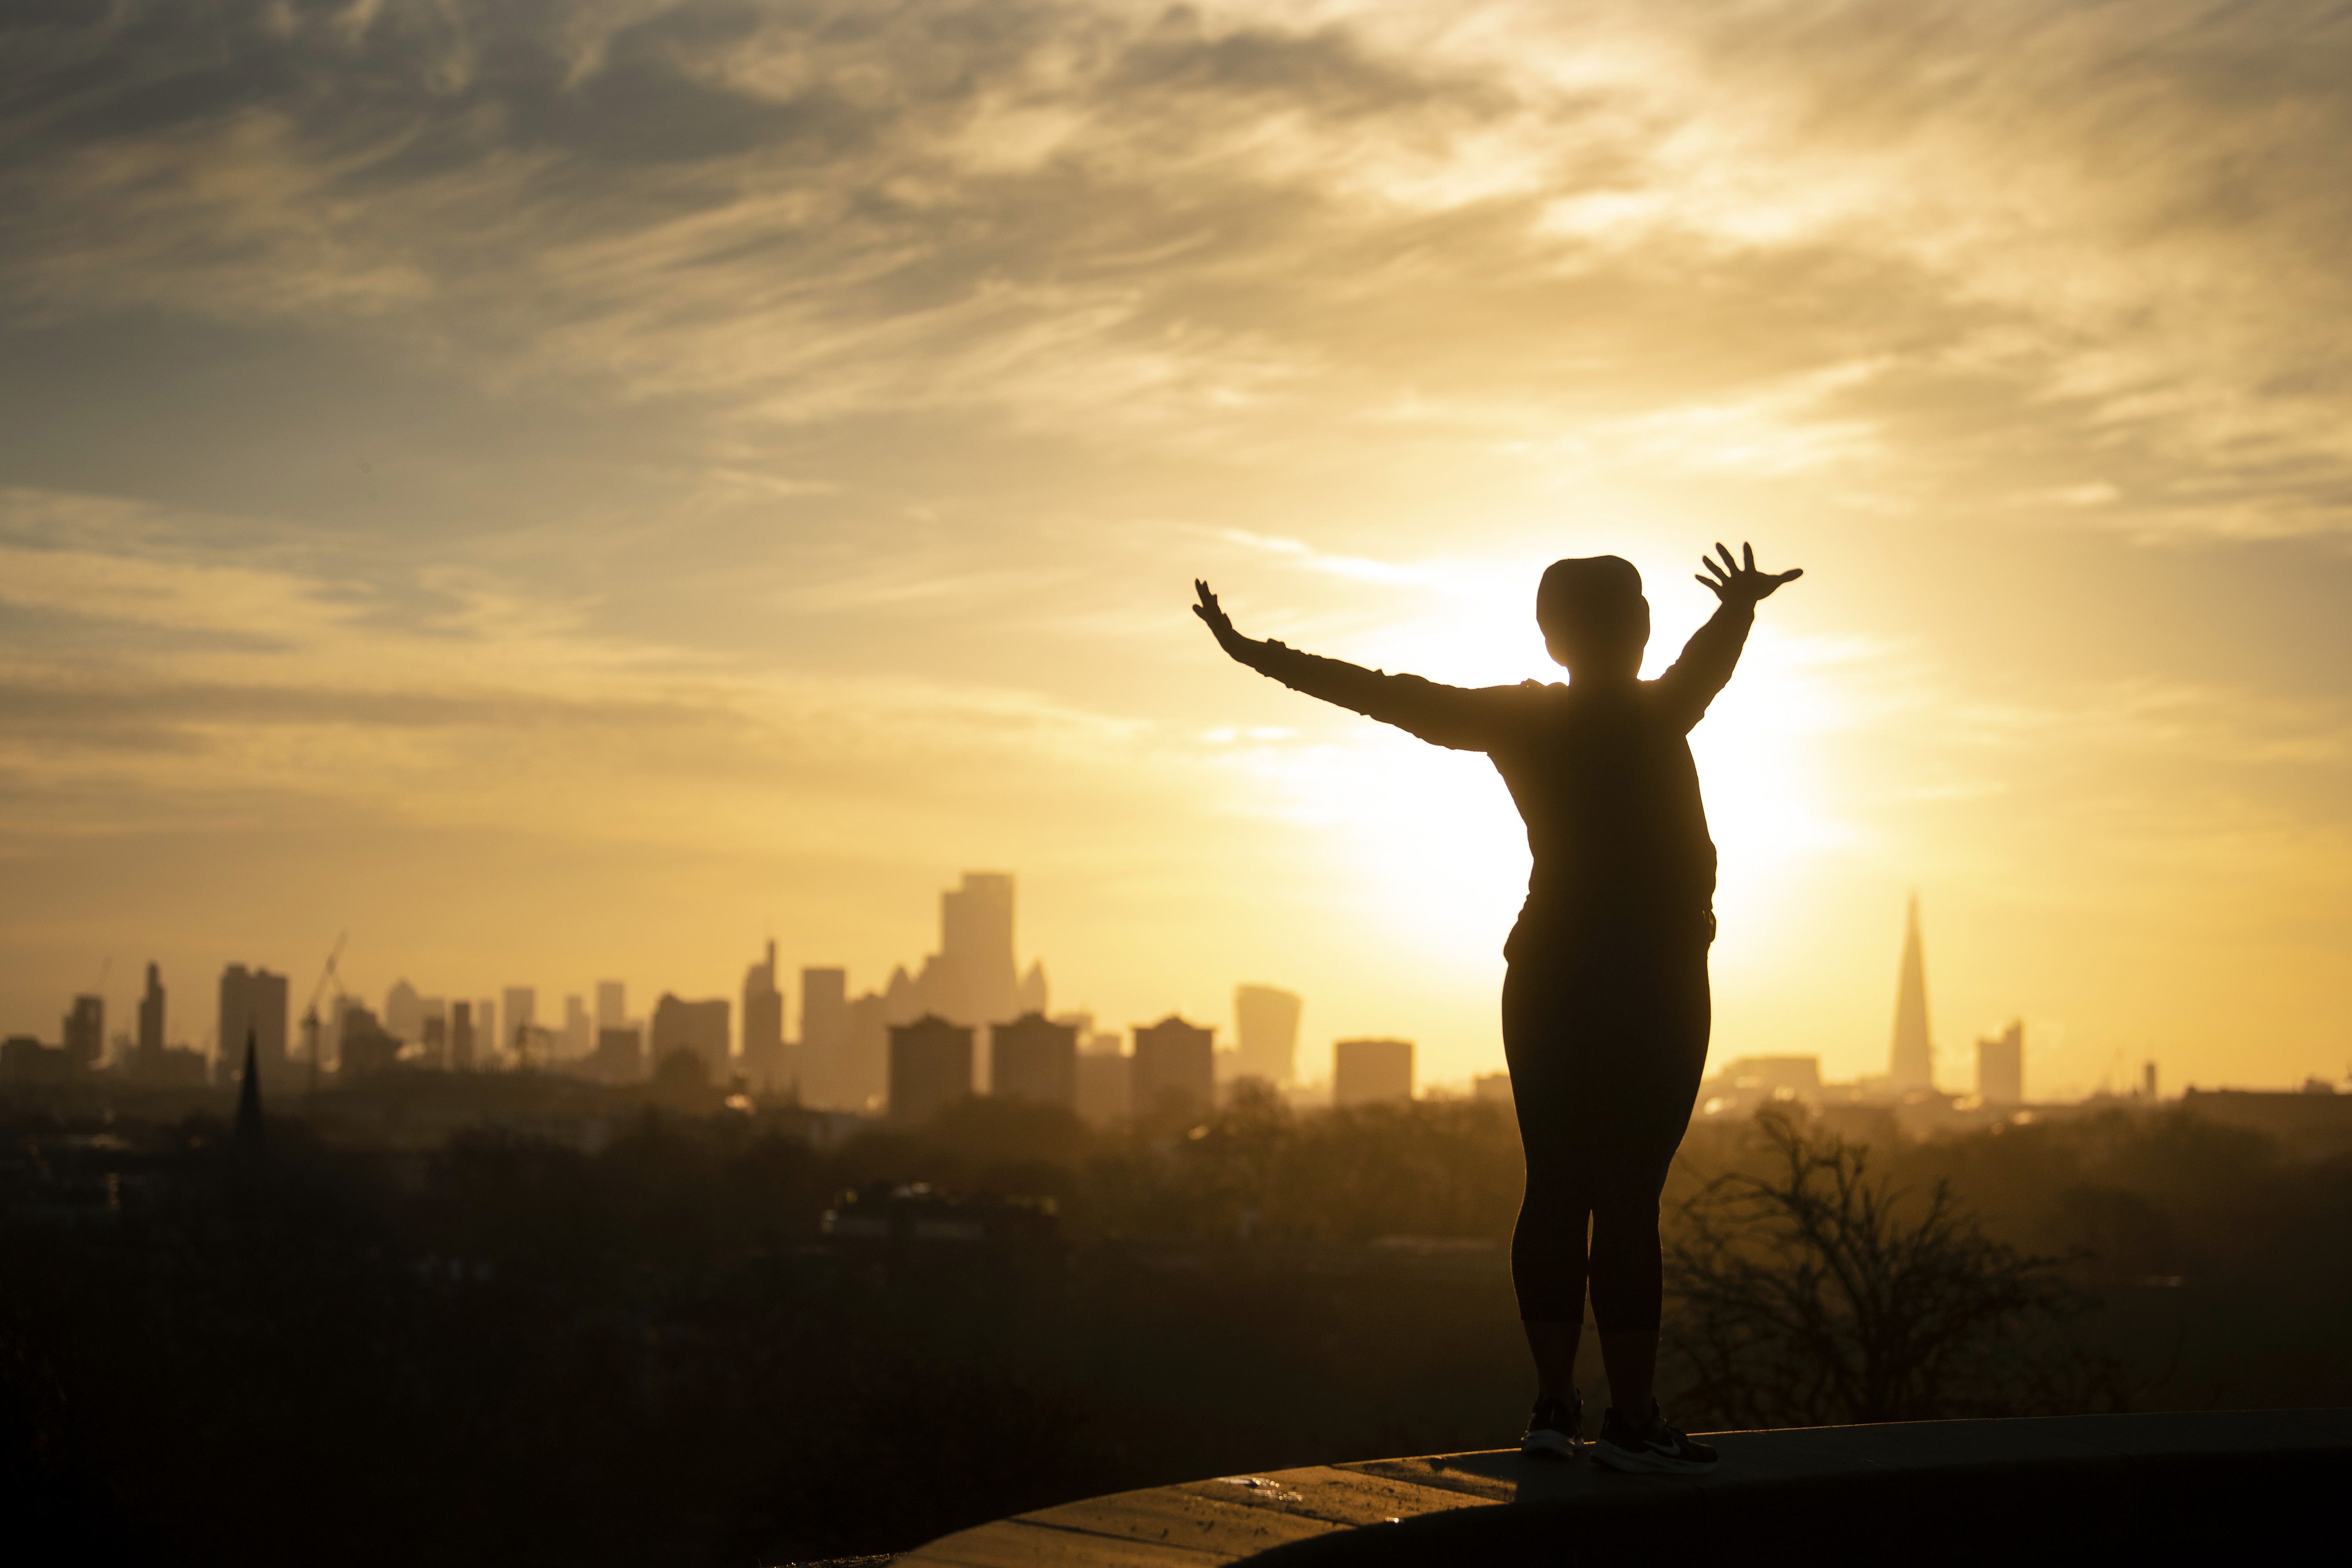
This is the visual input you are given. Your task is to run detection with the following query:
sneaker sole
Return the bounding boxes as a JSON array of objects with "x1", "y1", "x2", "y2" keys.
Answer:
[
  {"x1": 1519, "y1": 1431, "x2": 1581, "y2": 1460},
  {"x1": 1591, "y1": 1442, "x2": 1715, "y2": 1476}
]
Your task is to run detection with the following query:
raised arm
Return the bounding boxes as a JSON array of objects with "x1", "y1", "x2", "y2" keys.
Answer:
[
  {"x1": 1653, "y1": 542, "x2": 1803, "y2": 731},
  {"x1": 1193, "y1": 580, "x2": 1525, "y2": 752}
]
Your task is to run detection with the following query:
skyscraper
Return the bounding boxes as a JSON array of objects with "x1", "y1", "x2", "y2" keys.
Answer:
[
  {"x1": 941, "y1": 871, "x2": 1015, "y2": 1022},
  {"x1": 1132, "y1": 1015, "x2": 1215, "y2": 1121},
  {"x1": 990, "y1": 1012, "x2": 1077, "y2": 1108},
  {"x1": 888, "y1": 1014, "x2": 974, "y2": 1123},
  {"x1": 62, "y1": 996, "x2": 103, "y2": 1073},
  {"x1": 592, "y1": 1026, "x2": 644, "y2": 1082},
  {"x1": 798, "y1": 966, "x2": 848, "y2": 1105},
  {"x1": 650, "y1": 994, "x2": 730, "y2": 1079},
  {"x1": 842, "y1": 990, "x2": 889, "y2": 1111},
  {"x1": 562, "y1": 994, "x2": 591, "y2": 1060},
  {"x1": 137, "y1": 962, "x2": 166, "y2": 1074},
  {"x1": 384, "y1": 980, "x2": 424, "y2": 1042},
  {"x1": 1887, "y1": 895, "x2": 1935, "y2": 1092},
  {"x1": 1977, "y1": 1020, "x2": 2024, "y2": 1105},
  {"x1": 450, "y1": 1000, "x2": 476, "y2": 1072},
  {"x1": 1234, "y1": 985, "x2": 1302, "y2": 1083},
  {"x1": 907, "y1": 872, "x2": 1023, "y2": 1025},
  {"x1": 1334, "y1": 1037, "x2": 1414, "y2": 1107},
  {"x1": 595, "y1": 981, "x2": 627, "y2": 1031},
  {"x1": 339, "y1": 1005, "x2": 402, "y2": 1077},
  {"x1": 502, "y1": 987, "x2": 536, "y2": 1056},
  {"x1": 742, "y1": 940, "x2": 786, "y2": 1092},
  {"x1": 218, "y1": 966, "x2": 290, "y2": 1089}
]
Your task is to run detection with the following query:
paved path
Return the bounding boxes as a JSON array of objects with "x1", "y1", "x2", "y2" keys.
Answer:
[{"x1": 900, "y1": 1408, "x2": 2352, "y2": 1566}]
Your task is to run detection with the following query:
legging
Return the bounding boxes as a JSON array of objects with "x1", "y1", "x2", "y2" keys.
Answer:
[{"x1": 1501, "y1": 934, "x2": 1710, "y2": 1330}]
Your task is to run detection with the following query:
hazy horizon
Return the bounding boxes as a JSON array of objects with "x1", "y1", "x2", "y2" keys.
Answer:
[{"x1": 5, "y1": 0, "x2": 2349, "y2": 1099}]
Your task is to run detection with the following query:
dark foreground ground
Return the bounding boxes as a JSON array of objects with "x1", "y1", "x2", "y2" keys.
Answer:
[{"x1": 7, "y1": 1090, "x2": 2350, "y2": 1566}]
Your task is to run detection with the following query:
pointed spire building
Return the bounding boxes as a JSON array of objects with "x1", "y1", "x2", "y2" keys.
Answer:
[
  {"x1": 1887, "y1": 893, "x2": 1935, "y2": 1091},
  {"x1": 234, "y1": 1027, "x2": 266, "y2": 1153}
]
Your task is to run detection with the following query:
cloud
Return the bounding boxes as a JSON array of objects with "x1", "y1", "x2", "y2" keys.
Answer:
[
  {"x1": 7, "y1": 0, "x2": 2347, "y2": 546},
  {"x1": 0, "y1": 483, "x2": 1176, "y2": 863}
]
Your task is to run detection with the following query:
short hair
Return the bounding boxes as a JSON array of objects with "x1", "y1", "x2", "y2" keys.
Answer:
[{"x1": 1536, "y1": 555, "x2": 1644, "y2": 630}]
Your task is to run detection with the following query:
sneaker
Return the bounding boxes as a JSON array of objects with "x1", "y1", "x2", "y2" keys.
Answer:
[
  {"x1": 1591, "y1": 1401, "x2": 1717, "y2": 1474},
  {"x1": 1519, "y1": 1391, "x2": 1583, "y2": 1459}
]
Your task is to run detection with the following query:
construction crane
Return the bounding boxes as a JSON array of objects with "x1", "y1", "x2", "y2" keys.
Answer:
[{"x1": 300, "y1": 931, "x2": 348, "y2": 1096}]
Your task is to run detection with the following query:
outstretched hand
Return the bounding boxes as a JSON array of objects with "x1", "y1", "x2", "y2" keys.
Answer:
[
  {"x1": 1193, "y1": 579, "x2": 1257, "y2": 662},
  {"x1": 1696, "y1": 542, "x2": 1803, "y2": 606}
]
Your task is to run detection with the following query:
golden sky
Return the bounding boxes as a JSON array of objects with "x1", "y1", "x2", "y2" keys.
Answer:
[{"x1": 3, "y1": 0, "x2": 2348, "y2": 1096}]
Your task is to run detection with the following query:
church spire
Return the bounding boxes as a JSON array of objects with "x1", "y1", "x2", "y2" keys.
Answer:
[
  {"x1": 1888, "y1": 893, "x2": 1934, "y2": 1091},
  {"x1": 234, "y1": 1026, "x2": 266, "y2": 1153}
]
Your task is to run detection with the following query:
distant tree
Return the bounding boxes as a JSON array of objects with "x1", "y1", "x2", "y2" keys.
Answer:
[{"x1": 1665, "y1": 1111, "x2": 2130, "y2": 1428}]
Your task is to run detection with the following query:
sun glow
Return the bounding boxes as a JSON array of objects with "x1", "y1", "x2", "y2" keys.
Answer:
[{"x1": 1219, "y1": 605, "x2": 1864, "y2": 1006}]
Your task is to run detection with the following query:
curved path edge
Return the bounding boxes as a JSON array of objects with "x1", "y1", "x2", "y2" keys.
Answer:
[{"x1": 899, "y1": 1408, "x2": 2352, "y2": 1566}]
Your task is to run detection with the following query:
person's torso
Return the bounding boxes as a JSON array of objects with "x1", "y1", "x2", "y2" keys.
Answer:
[{"x1": 1490, "y1": 681, "x2": 1717, "y2": 950}]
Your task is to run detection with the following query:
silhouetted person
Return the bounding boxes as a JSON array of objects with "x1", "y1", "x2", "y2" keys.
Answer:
[{"x1": 1194, "y1": 542, "x2": 1802, "y2": 1472}]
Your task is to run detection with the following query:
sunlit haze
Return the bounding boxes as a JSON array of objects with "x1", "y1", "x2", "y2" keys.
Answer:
[{"x1": 5, "y1": 0, "x2": 2349, "y2": 1098}]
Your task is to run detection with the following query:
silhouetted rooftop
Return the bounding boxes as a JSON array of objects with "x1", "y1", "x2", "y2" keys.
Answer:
[{"x1": 900, "y1": 1409, "x2": 2352, "y2": 1566}]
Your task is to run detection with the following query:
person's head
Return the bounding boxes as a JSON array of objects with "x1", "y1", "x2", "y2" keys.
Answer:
[{"x1": 1536, "y1": 555, "x2": 1649, "y2": 681}]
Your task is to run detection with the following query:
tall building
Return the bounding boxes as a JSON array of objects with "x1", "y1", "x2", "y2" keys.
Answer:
[
  {"x1": 592, "y1": 1026, "x2": 643, "y2": 1083},
  {"x1": 595, "y1": 981, "x2": 627, "y2": 1030},
  {"x1": 990, "y1": 1012, "x2": 1077, "y2": 1109},
  {"x1": 797, "y1": 966, "x2": 849, "y2": 1106},
  {"x1": 1887, "y1": 895, "x2": 1935, "y2": 1092},
  {"x1": 650, "y1": 994, "x2": 730, "y2": 1078},
  {"x1": 218, "y1": 966, "x2": 290, "y2": 1089},
  {"x1": 501, "y1": 987, "x2": 537, "y2": 1056},
  {"x1": 136, "y1": 962, "x2": 166, "y2": 1074},
  {"x1": 843, "y1": 990, "x2": 889, "y2": 1110},
  {"x1": 1233, "y1": 985, "x2": 1302, "y2": 1084},
  {"x1": 1132, "y1": 1015, "x2": 1215, "y2": 1120},
  {"x1": 339, "y1": 1005, "x2": 403, "y2": 1078},
  {"x1": 889, "y1": 1014, "x2": 974, "y2": 1123},
  {"x1": 473, "y1": 999, "x2": 496, "y2": 1066},
  {"x1": 384, "y1": 980, "x2": 424, "y2": 1042},
  {"x1": 1334, "y1": 1037, "x2": 1414, "y2": 1107},
  {"x1": 562, "y1": 995, "x2": 592, "y2": 1060},
  {"x1": 450, "y1": 1001, "x2": 476, "y2": 1072},
  {"x1": 884, "y1": 964, "x2": 919, "y2": 1025},
  {"x1": 1976, "y1": 1020, "x2": 2024, "y2": 1105},
  {"x1": 742, "y1": 941, "x2": 787, "y2": 1093},
  {"x1": 906, "y1": 872, "x2": 1026, "y2": 1026},
  {"x1": 62, "y1": 995, "x2": 103, "y2": 1073}
]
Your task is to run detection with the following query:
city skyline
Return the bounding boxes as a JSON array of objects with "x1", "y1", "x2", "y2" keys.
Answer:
[{"x1": 6, "y1": 878, "x2": 2330, "y2": 1102}]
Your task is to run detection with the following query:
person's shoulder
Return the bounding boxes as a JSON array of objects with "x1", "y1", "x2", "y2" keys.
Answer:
[
  {"x1": 1491, "y1": 678, "x2": 1566, "y2": 710},
  {"x1": 1637, "y1": 671, "x2": 1710, "y2": 730}
]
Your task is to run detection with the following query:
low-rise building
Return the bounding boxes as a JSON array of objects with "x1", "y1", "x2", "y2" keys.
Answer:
[
  {"x1": 990, "y1": 1012, "x2": 1077, "y2": 1109},
  {"x1": 889, "y1": 1015, "x2": 974, "y2": 1123},
  {"x1": 1334, "y1": 1037, "x2": 1413, "y2": 1107},
  {"x1": 1132, "y1": 1015, "x2": 1215, "y2": 1121}
]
